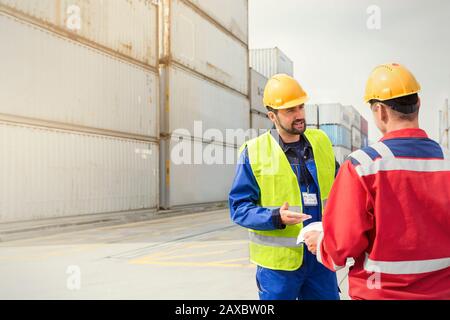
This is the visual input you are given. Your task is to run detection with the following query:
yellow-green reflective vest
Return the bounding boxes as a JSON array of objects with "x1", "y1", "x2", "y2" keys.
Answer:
[{"x1": 241, "y1": 129, "x2": 336, "y2": 271}]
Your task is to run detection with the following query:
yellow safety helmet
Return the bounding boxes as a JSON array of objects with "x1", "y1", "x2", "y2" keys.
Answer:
[
  {"x1": 364, "y1": 63, "x2": 421, "y2": 103},
  {"x1": 263, "y1": 74, "x2": 309, "y2": 110}
]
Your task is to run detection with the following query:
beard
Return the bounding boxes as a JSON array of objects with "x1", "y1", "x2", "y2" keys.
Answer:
[{"x1": 277, "y1": 117, "x2": 307, "y2": 135}]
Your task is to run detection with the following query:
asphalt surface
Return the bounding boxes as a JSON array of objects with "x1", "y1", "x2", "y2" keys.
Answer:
[{"x1": 0, "y1": 209, "x2": 349, "y2": 300}]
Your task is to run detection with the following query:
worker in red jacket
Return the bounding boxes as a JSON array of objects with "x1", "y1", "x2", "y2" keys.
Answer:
[{"x1": 304, "y1": 63, "x2": 450, "y2": 299}]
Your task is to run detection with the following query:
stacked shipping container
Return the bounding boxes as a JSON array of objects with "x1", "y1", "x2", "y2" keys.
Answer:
[
  {"x1": 0, "y1": 1, "x2": 160, "y2": 222},
  {"x1": 159, "y1": 0, "x2": 249, "y2": 209},
  {"x1": 304, "y1": 103, "x2": 369, "y2": 164},
  {"x1": 317, "y1": 104, "x2": 352, "y2": 164},
  {"x1": 305, "y1": 104, "x2": 319, "y2": 129},
  {"x1": 360, "y1": 116, "x2": 369, "y2": 149},
  {"x1": 346, "y1": 105, "x2": 362, "y2": 152},
  {"x1": 250, "y1": 48, "x2": 294, "y2": 79},
  {"x1": 249, "y1": 68, "x2": 271, "y2": 132}
]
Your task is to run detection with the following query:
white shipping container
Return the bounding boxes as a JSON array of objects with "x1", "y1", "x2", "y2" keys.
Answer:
[
  {"x1": 0, "y1": 14, "x2": 158, "y2": 138},
  {"x1": 160, "y1": 65, "x2": 250, "y2": 146},
  {"x1": 250, "y1": 48, "x2": 294, "y2": 79},
  {"x1": 0, "y1": 0, "x2": 158, "y2": 67},
  {"x1": 163, "y1": 0, "x2": 248, "y2": 95},
  {"x1": 333, "y1": 146, "x2": 352, "y2": 165},
  {"x1": 0, "y1": 122, "x2": 158, "y2": 223},
  {"x1": 345, "y1": 105, "x2": 361, "y2": 130},
  {"x1": 352, "y1": 127, "x2": 362, "y2": 149},
  {"x1": 251, "y1": 112, "x2": 273, "y2": 133},
  {"x1": 160, "y1": 135, "x2": 237, "y2": 208},
  {"x1": 361, "y1": 134, "x2": 369, "y2": 148},
  {"x1": 250, "y1": 68, "x2": 268, "y2": 114},
  {"x1": 360, "y1": 116, "x2": 369, "y2": 135},
  {"x1": 305, "y1": 104, "x2": 318, "y2": 126},
  {"x1": 186, "y1": 0, "x2": 248, "y2": 44},
  {"x1": 318, "y1": 103, "x2": 352, "y2": 129}
]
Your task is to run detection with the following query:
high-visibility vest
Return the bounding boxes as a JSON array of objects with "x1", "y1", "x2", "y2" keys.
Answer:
[{"x1": 242, "y1": 129, "x2": 336, "y2": 271}]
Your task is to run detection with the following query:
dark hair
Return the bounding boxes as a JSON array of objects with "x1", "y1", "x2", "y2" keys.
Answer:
[
  {"x1": 370, "y1": 93, "x2": 419, "y2": 121},
  {"x1": 266, "y1": 106, "x2": 278, "y2": 114}
]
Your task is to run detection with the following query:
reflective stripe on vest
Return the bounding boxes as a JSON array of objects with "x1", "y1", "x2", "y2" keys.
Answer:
[
  {"x1": 248, "y1": 232, "x2": 298, "y2": 248},
  {"x1": 243, "y1": 129, "x2": 336, "y2": 271}
]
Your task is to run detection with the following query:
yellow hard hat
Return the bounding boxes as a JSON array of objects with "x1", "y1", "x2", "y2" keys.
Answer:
[
  {"x1": 364, "y1": 63, "x2": 421, "y2": 103},
  {"x1": 263, "y1": 74, "x2": 309, "y2": 110}
]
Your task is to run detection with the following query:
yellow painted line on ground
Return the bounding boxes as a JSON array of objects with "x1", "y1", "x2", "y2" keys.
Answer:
[
  {"x1": 128, "y1": 239, "x2": 247, "y2": 262},
  {"x1": 186, "y1": 240, "x2": 248, "y2": 249},
  {"x1": 147, "y1": 249, "x2": 230, "y2": 261},
  {"x1": 122, "y1": 235, "x2": 245, "y2": 262},
  {"x1": 204, "y1": 257, "x2": 249, "y2": 264},
  {"x1": 96, "y1": 209, "x2": 229, "y2": 232},
  {"x1": 130, "y1": 242, "x2": 194, "y2": 260}
]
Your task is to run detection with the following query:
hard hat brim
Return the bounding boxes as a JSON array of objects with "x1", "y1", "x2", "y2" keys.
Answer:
[
  {"x1": 271, "y1": 96, "x2": 309, "y2": 110},
  {"x1": 364, "y1": 88, "x2": 420, "y2": 104}
]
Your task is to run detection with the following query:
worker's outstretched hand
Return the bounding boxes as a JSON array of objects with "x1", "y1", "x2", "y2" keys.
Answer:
[{"x1": 280, "y1": 202, "x2": 312, "y2": 225}]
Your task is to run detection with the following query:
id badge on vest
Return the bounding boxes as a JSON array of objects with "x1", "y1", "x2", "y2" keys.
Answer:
[{"x1": 302, "y1": 192, "x2": 318, "y2": 206}]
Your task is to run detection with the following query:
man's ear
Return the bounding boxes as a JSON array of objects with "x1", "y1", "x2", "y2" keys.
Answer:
[
  {"x1": 267, "y1": 111, "x2": 276, "y2": 122},
  {"x1": 417, "y1": 97, "x2": 421, "y2": 110},
  {"x1": 380, "y1": 103, "x2": 389, "y2": 123}
]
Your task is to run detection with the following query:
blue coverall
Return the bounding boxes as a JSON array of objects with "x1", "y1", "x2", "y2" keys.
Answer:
[{"x1": 229, "y1": 130, "x2": 340, "y2": 300}]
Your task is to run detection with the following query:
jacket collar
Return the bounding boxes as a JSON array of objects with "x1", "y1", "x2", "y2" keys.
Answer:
[
  {"x1": 269, "y1": 128, "x2": 311, "y2": 152},
  {"x1": 380, "y1": 128, "x2": 428, "y2": 141}
]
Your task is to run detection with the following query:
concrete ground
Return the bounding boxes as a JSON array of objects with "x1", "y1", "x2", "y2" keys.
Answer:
[{"x1": 0, "y1": 209, "x2": 349, "y2": 300}]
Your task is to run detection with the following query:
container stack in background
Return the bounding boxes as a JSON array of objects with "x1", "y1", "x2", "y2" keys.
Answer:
[
  {"x1": 360, "y1": 115, "x2": 369, "y2": 150},
  {"x1": 347, "y1": 105, "x2": 362, "y2": 152},
  {"x1": 250, "y1": 47, "x2": 294, "y2": 79},
  {"x1": 249, "y1": 68, "x2": 271, "y2": 132},
  {"x1": 305, "y1": 104, "x2": 369, "y2": 163},
  {"x1": 305, "y1": 104, "x2": 319, "y2": 129},
  {"x1": 311, "y1": 104, "x2": 369, "y2": 164},
  {"x1": 249, "y1": 48, "x2": 294, "y2": 132},
  {"x1": 317, "y1": 104, "x2": 352, "y2": 164},
  {"x1": 0, "y1": 0, "x2": 160, "y2": 222},
  {"x1": 158, "y1": 0, "x2": 250, "y2": 209}
]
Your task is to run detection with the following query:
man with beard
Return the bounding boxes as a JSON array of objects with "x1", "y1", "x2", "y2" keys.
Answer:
[{"x1": 229, "y1": 74, "x2": 340, "y2": 300}]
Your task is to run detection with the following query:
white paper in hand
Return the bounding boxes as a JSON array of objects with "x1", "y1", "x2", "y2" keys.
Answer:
[{"x1": 297, "y1": 222, "x2": 323, "y2": 245}]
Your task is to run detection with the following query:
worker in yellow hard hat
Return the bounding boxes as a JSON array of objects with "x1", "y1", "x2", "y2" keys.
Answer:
[
  {"x1": 304, "y1": 63, "x2": 450, "y2": 299},
  {"x1": 229, "y1": 74, "x2": 341, "y2": 300}
]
